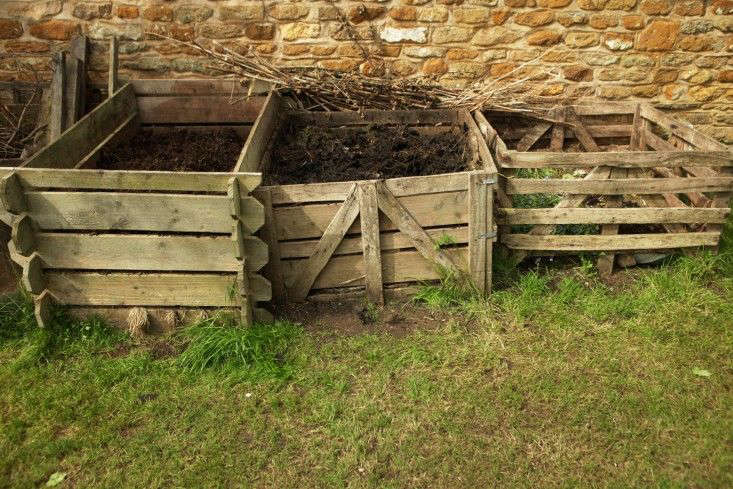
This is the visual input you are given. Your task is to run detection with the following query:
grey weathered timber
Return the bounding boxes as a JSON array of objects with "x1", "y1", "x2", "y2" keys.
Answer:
[{"x1": 358, "y1": 182, "x2": 384, "y2": 304}]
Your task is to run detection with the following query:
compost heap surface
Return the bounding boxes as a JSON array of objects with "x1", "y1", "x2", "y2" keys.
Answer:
[
  {"x1": 268, "y1": 124, "x2": 469, "y2": 184},
  {"x1": 98, "y1": 128, "x2": 242, "y2": 172}
]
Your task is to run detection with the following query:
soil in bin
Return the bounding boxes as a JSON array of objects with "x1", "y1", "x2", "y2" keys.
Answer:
[
  {"x1": 98, "y1": 128, "x2": 243, "y2": 172},
  {"x1": 267, "y1": 123, "x2": 469, "y2": 184}
]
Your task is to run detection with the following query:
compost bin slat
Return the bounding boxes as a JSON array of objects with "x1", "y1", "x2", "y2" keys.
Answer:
[
  {"x1": 640, "y1": 105, "x2": 728, "y2": 151},
  {"x1": 502, "y1": 232, "x2": 720, "y2": 251},
  {"x1": 0, "y1": 168, "x2": 262, "y2": 193},
  {"x1": 505, "y1": 177, "x2": 733, "y2": 195},
  {"x1": 504, "y1": 151, "x2": 732, "y2": 169},
  {"x1": 282, "y1": 248, "x2": 468, "y2": 291},
  {"x1": 45, "y1": 272, "x2": 271, "y2": 306},
  {"x1": 33, "y1": 233, "x2": 267, "y2": 272},
  {"x1": 274, "y1": 190, "x2": 468, "y2": 241},
  {"x1": 263, "y1": 171, "x2": 469, "y2": 204},
  {"x1": 25, "y1": 192, "x2": 263, "y2": 233},
  {"x1": 496, "y1": 207, "x2": 729, "y2": 225},
  {"x1": 136, "y1": 95, "x2": 263, "y2": 124}
]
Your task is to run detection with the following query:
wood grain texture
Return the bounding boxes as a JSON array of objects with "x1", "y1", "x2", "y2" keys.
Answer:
[
  {"x1": 12, "y1": 213, "x2": 36, "y2": 256},
  {"x1": 25, "y1": 192, "x2": 264, "y2": 234},
  {"x1": 358, "y1": 182, "x2": 384, "y2": 304},
  {"x1": 495, "y1": 207, "x2": 729, "y2": 225},
  {"x1": 258, "y1": 188, "x2": 286, "y2": 303},
  {"x1": 640, "y1": 105, "x2": 728, "y2": 151},
  {"x1": 502, "y1": 232, "x2": 719, "y2": 251},
  {"x1": 131, "y1": 79, "x2": 253, "y2": 96},
  {"x1": 468, "y1": 172, "x2": 488, "y2": 295},
  {"x1": 505, "y1": 177, "x2": 733, "y2": 195},
  {"x1": 273, "y1": 190, "x2": 467, "y2": 241},
  {"x1": 136, "y1": 95, "x2": 265, "y2": 124},
  {"x1": 549, "y1": 107, "x2": 566, "y2": 151},
  {"x1": 503, "y1": 151, "x2": 732, "y2": 169},
  {"x1": 235, "y1": 91, "x2": 280, "y2": 172},
  {"x1": 0, "y1": 172, "x2": 26, "y2": 214},
  {"x1": 0, "y1": 168, "x2": 261, "y2": 194}
]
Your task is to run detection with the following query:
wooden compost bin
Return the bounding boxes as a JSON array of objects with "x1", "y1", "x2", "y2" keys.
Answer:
[
  {"x1": 0, "y1": 79, "x2": 273, "y2": 328},
  {"x1": 473, "y1": 102, "x2": 732, "y2": 275},
  {"x1": 240, "y1": 93, "x2": 498, "y2": 303}
]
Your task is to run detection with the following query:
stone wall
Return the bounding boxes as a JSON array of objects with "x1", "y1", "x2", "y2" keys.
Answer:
[{"x1": 0, "y1": 0, "x2": 731, "y2": 142}]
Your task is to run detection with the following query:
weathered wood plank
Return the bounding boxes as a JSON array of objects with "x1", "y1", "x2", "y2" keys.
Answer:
[
  {"x1": 282, "y1": 248, "x2": 468, "y2": 291},
  {"x1": 34, "y1": 290, "x2": 56, "y2": 328},
  {"x1": 279, "y1": 226, "x2": 469, "y2": 259},
  {"x1": 516, "y1": 122, "x2": 552, "y2": 152},
  {"x1": 1, "y1": 168, "x2": 261, "y2": 194},
  {"x1": 375, "y1": 181, "x2": 459, "y2": 273},
  {"x1": 12, "y1": 213, "x2": 36, "y2": 256},
  {"x1": 274, "y1": 190, "x2": 467, "y2": 241},
  {"x1": 262, "y1": 172, "x2": 469, "y2": 205},
  {"x1": 567, "y1": 108, "x2": 600, "y2": 152},
  {"x1": 505, "y1": 177, "x2": 733, "y2": 195},
  {"x1": 503, "y1": 151, "x2": 732, "y2": 169},
  {"x1": 629, "y1": 104, "x2": 642, "y2": 150},
  {"x1": 291, "y1": 109, "x2": 460, "y2": 126},
  {"x1": 468, "y1": 172, "x2": 488, "y2": 295},
  {"x1": 550, "y1": 107, "x2": 566, "y2": 151},
  {"x1": 462, "y1": 109, "x2": 498, "y2": 174},
  {"x1": 23, "y1": 252, "x2": 45, "y2": 294},
  {"x1": 358, "y1": 182, "x2": 383, "y2": 304},
  {"x1": 495, "y1": 207, "x2": 728, "y2": 224},
  {"x1": 136, "y1": 95, "x2": 266, "y2": 124},
  {"x1": 290, "y1": 185, "x2": 360, "y2": 301},
  {"x1": 640, "y1": 104, "x2": 728, "y2": 151},
  {"x1": 74, "y1": 112, "x2": 139, "y2": 169},
  {"x1": 570, "y1": 103, "x2": 636, "y2": 116},
  {"x1": 235, "y1": 91, "x2": 280, "y2": 172},
  {"x1": 45, "y1": 272, "x2": 252, "y2": 306},
  {"x1": 498, "y1": 124, "x2": 631, "y2": 142},
  {"x1": 502, "y1": 232, "x2": 720, "y2": 251},
  {"x1": 130, "y1": 79, "x2": 250, "y2": 96},
  {"x1": 108, "y1": 36, "x2": 118, "y2": 98},
  {"x1": 23, "y1": 83, "x2": 137, "y2": 169},
  {"x1": 25, "y1": 192, "x2": 264, "y2": 234},
  {"x1": 597, "y1": 167, "x2": 625, "y2": 277},
  {"x1": 48, "y1": 52, "x2": 66, "y2": 142},
  {"x1": 34, "y1": 233, "x2": 247, "y2": 272}
]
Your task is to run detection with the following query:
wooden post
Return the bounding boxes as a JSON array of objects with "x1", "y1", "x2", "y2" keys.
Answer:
[
  {"x1": 229, "y1": 178, "x2": 253, "y2": 325},
  {"x1": 549, "y1": 107, "x2": 566, "y2": 151},
  {"x1": 257, "y1": 188, "x2": 286, "y2": 304},
  {"x1": 468, "y1": 172, "x2": 488, "y2": 296},
  {"x1": 48, "y1": 51, "x2": 66, "y2": 141},
  {"x1": 64, "y1": 35, "x2": 88, "y2": 128},
  {"x1": 358, "y1": 182, "x2": 383, "y2": 304},
  {"x1": 108, "y1": 36, "x2": 119, "y2": 98}
]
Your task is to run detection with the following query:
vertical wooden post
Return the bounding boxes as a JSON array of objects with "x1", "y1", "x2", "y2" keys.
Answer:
[
  {"x1": 358, "y1": 182, "x2": 383, "y2": 304},
  {"x1": 108, "y1": 36, "x2": 119, "y2": 98},
  {"x1": 257, "y1": 188, "x2": 286, "y2": 304},
  {"x1": 549, "y1": 106, "x2": 566, "y2": 151},
  {"x1": 229, "y1": 178, "x2": 253, "y2": 325},
  {"x1": 468, "y1": 171, "x2": 488, "y2": 296},
  {"x1": 64, "y1": 35, "x2": 88, "y2": 128},
  {"x1": 486, "y1": 175, "x2": 495, "y2": 295},
  {"x1": 48, "y1": 51, "x2": 66, "y2": 141}
]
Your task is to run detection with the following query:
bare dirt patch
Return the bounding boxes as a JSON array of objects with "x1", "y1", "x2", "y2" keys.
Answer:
[
  {"x1": 268, "y1": 123, "x2": 469, "y2": 185},
  {"x1": 98, "y1": 128, "x2": 242, "y2": 172},
  {"x1": 278, "y1": 298, "x2": 457, "y2": 338}
]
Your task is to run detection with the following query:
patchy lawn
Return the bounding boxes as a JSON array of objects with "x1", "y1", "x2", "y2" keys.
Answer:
[{"x1": 1, "y1": 247, "x2": 732, "y2": 488}]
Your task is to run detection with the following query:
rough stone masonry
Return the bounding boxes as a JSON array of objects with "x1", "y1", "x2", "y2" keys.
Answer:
[{"x1": 0, "y1": 0, "x2": 731, "y2": 143}]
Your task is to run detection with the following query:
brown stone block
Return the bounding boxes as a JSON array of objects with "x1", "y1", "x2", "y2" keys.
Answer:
[
  {"x1": 73, "y1": 2, "x2": 112, "y2": 21},
  {"x1": 423, "y1": 58, "x2": 448, "y2": 75},
  {"x1": 638, "y1": 20, "x2": 679, "y2": 51},
  {"x1": 418, "y1": 6, "x2": 449, "y2": 22},
  {"x1": 710, "y1": 0, "x2": 733, "y2": 15},
  {"x1": 719, "y1": 70, "x2": 733, "y2": 82},
  {"x1": 489, "y1": 62, "x2": 517, "y2": 78},
  {"x1": 268, "y1": 3, "x2": 309, "y2": 21},
  {"x1": 674, "y1": 1, "x2": 705, "y2": 16},
  {"x1": 117, "y1": 5, "x2": 139, "y2": 19},
  {"x1": 598, "y1": 85, "x2": 632, "y2": 98},
  {"x1": 565, "y1": 31, "x2": 599, "y2": 47},
  {"x1": 320, "y1": 58, "x2": 360, "y2": 72},
  {"x1": 606, "y1": 0, "x2": 637, "y2": 11},
  {"x1": 538, "y1": 0, "x2": 572, "y2": 7},
  {"x1": 564, "y1": 65, "x2": 593, "y2": 81},
  {"x1": 622, "y1": 15, "x2": 644, "y2": 30},
  {"x1": 515, "y1": 10, "x2": 554, "y2": 27},
  {"x1": 349, "y1": 5, "x2": 385, "y2": 23},
  {"x1": 361, "y1": 60, "x2": 385, "y2": 77},
  {"x1": 0, "y1": 19, "x2": 23, "y2": 40},
  {"x1": 29, "y1": 20, "x2": 80, "y2": 41},
  {"x1": 283, "y1": 44, "x2": 310, "y2": 56},
  {"x1": 312, "y1": 46, "x2": 337, "y2": 57},
  {"x1": 677, "y1": 35, "x2": 716, "y2": 52},
  {"x1": 491, "y1": 9, "x2": 511, "y2": 25},
  {"x1": 558, "y1": 12, "x2": 587, "y2": 27},
  {"x1": 446, "y1": 48, "x2": 479, "y2": 60},
  {"x1": 244, "y1": 24, "x2": 274, "y2": 40},
  {"x1": 389, "y1": 6, "x2": 417, "y2": 21},
  {"x1": 142, "y1": 6, "x2": 173, "y2": 22},
  {"x1": 603, "y1": 32, "x2": 634, "y2": 51},
  {"x1": 474, "y1": 27, "x2": 520, "y2": 46},
  {"x1": 527, "y1": 30, "x2": 563, "y2": 46},
  {"x1": 391, "y1": 60, "x2": 416, "y2": 77},
  {"x1": 578, "y1": 0, "x2": 606, "y2": 10},
  {"x1": 640, "y1": 0, "x2": 672, "y2": 15},
  {"x1": 589, "y1": 14, "x2": 618, "y2": 30},
  {"x1": 452, "y1": 7, "x2": 490, "y2": 24},
  {"x1": 3, "y1": 40, "x2": 50, "y2": 53}
]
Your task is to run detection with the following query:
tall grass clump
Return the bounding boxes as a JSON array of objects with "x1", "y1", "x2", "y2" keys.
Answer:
[
  {"x1": 177, "y1": 314, "x2": 302, "y2": 380},
  {"x1": 413, "y1": 268, "x2": 481, "y2": 310}
]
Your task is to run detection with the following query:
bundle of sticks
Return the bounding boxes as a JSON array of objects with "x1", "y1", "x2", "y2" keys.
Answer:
[
  {"x1": 0, "y1": 66, "x2": 43, "y2": 160},
  {"x1": 152, "y1": 33, "x2": 561, "y2": 114}
]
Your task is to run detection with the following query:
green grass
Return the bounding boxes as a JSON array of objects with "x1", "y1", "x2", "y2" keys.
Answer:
[{"x1": 1, "y1": 245, "x2": 732, "y2": 487}]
